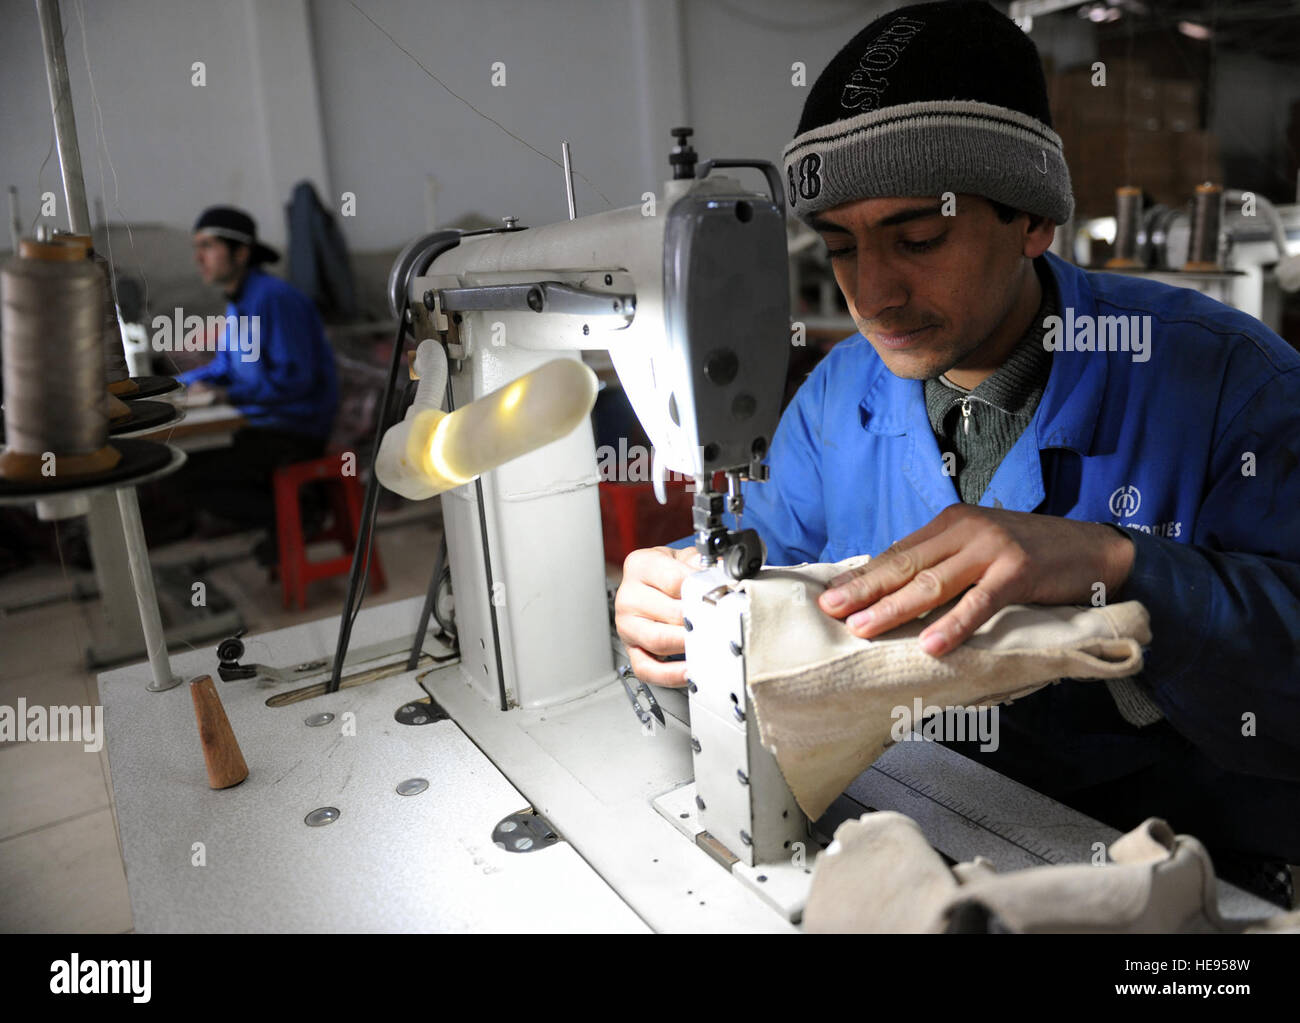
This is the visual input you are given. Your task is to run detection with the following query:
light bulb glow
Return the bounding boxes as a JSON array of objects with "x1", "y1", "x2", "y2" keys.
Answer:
[
  {"x1": 382, "y1": 358, "x2": 599, "y2": 500},
  {"x1": 501, "y1": 380, "x2": 526, "y2": 412}
]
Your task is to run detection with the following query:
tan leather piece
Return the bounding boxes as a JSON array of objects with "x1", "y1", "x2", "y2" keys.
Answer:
[
  {"x1": 741, "y1": 555, "x2": 1153, "y2": 819},
  {"x1": 804, "y1": 812, "x2": 1300, "y2": 933}
]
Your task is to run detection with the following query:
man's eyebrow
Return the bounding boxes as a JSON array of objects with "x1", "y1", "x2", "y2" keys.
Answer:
[
  {"x1": 808, "y1": 215, "x2": 852, "y2": 235},
  {"x1": 874, "y1": 204, "x2": 944, "y2": 228}
]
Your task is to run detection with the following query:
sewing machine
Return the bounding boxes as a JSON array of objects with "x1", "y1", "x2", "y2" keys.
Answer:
[{"x1": 377, "y1": 128, "x2": 812, "y2": 911}]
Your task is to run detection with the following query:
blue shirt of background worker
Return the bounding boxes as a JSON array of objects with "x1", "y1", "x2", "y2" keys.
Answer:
[
  {"x1": 170, "y1": 205, "x2": 339, "y2": 561},
  {"x1": 177, "y1": 265, "x2": 339, "y2": 439}
]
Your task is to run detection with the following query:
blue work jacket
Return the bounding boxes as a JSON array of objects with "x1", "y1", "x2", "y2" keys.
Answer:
[
  {"x1": 681, "y1": 251, "x2": 1300, "y2": 864},
  {"x1": 177, "y1": 268, "x2": 339, "y2": 439}
]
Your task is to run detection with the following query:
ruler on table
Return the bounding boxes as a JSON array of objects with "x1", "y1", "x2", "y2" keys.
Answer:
[{"x1": 818, "y1": 737, "x2": 1281, "y2": 919}]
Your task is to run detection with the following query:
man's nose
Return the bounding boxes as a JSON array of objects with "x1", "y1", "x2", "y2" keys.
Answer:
[{"x1": 851, "y1": 251, "x2": 908, "y2": 324}]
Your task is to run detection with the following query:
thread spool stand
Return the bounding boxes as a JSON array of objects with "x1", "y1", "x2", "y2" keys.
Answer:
[{"x1": 23, "y1": 0, "x2": 185, "y2": 692}]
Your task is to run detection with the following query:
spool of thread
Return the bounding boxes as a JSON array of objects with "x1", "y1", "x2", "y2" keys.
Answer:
[
  {"x1": 0, "y1": 238, "x2": 121, "y2": 481},
  {"x1": 1105, "y1": 187, "x2": 1143, "y2": 269},
  {"x1": 48, "y1": 234, "x2": 130, "y2": 421},
  {"x1": 93, "y1": 252, "x2": 137, "y2": 396},
  {"x1": 1183, "y1": 183, "x2": 1224, "y2": 271}
]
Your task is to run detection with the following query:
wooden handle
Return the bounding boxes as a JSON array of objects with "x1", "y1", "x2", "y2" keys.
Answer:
[{"x1": 190, "y1": 674, "x2": 249, "y2": 789}]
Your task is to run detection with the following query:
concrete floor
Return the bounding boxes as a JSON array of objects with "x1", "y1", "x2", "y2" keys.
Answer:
[{"x1": 0, "y1": 513, "x2": 441, "y2": 933}]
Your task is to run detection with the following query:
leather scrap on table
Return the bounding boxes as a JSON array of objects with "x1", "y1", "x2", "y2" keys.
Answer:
[
  {"x1": 740, "y1": 554, "x2": 1153, "y2": 820},
  {"x1": 803, "y1": 812, "x2": 1300, "y2": 933}
]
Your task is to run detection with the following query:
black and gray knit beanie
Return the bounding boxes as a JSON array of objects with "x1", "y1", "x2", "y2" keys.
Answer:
[{"x1": 783, "y1": 0, "x2": 1073, "y2": 225}]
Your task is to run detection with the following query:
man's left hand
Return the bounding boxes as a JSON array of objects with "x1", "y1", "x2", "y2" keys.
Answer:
[
  {"x1": 818, "y1": 505, "x2": 1135, "y2": 656},
  {"x1": 185, "y1": 382, "x2": 228, "y2": 407}
]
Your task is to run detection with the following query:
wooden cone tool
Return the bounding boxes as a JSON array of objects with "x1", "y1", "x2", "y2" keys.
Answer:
[{"x1": 190, "y1": 674, "x2": 249, "y2": 789}]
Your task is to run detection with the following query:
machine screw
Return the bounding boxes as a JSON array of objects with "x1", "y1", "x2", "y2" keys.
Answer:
[
  {"x1": 690, "y1": 737, "x2": 701, "y2": 753},
  {"x1": 526, "y1": 286, "x2": 544, "y2": 312},
  {"x1": 695, "y1": 794, "x2": 706, "y2": 811},
  {"x1": 669, "y1": 126, "x2": 697, "y2": 180},
  {"x1": 704, "y1": 349, "x2": 739, "y2": 386},
  {"x1": 737, "y1": 769, "x2": 748, "y2": 786},
  {"x1": 422, "y1": 289, "x2": 436, "y2": 310},
  {"x1": 502, "y1": 216, "x2": 518, "y2": 229},
  {"x1": 740, "y1": 830, "x2": 753, "y2": 846},
  {"x1": 492, "y1": 811, "x2": 559, "y2": 853}
]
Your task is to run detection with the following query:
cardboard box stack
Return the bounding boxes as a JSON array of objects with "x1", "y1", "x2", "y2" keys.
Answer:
[{"x1": 1049, "y1": 58, "x2": 1222, "y2": 219}]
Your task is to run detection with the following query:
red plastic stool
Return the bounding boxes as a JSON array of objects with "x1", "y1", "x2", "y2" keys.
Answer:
[{"x1": 272, "y1": 453, "x2": 386, "y2": 610}]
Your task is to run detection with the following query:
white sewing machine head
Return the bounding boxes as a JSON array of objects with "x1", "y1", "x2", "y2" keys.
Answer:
[
  {"x1": 387, "y1": 128, "x2": 790, "y2": 563},
  {"x1": 381, "y1": 131, "x2": 805, "y2": 904},
  {"x1": 379, "y1": 129, "x2": 791, "y2": 711}
]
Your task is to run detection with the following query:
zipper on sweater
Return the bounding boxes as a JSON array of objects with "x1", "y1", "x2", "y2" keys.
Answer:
[{"x1": 959, "y1": 397, "x2": 972, "y2": 435}]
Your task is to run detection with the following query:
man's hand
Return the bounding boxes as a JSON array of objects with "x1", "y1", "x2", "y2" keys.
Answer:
[
  {"x1": 614, "y1": 544, "x2": 705, "y2": 687},
  {"x1": 186, "y1": 381, "x2": 227, "y2": 406},
  {"x1": 818, "y1": 505, "x2": 1135, "y2": 656}
]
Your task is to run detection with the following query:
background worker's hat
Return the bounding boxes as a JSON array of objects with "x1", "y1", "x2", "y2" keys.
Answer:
[{"x1": 193, "y1": 205, "x2": 280, "y2": 265}]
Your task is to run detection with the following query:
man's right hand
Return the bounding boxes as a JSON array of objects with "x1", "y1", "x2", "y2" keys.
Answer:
[{"x1": 614, "y1": 544, "x2": 704, "y2": 688}]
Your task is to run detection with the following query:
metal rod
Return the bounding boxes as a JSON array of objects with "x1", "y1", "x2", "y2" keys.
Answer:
[
  {"x1": 35, "y1": 0, "x2": 91, "y2": 234},
  {"x1": 561, "y1": 140, "x2": 577, "y2": 220},
  {"x1": 406, "y1": 532, "x2": 448, "y2": 672},
  {"x1": 7, "y1": 186, "x2": 20, "y2": 251},
  {"x1": 328, "y1": 304, "x2": 412, "y2": 693},
  {"x1": 115, "y1": 487, "x2": 181, "y2": 692},
  {"x1": 473, "y1": 473, "x2": 509, "y2": 712},
  {"x1": 36, "y1": 0, "x2": 177, "y2": 693},
  {"x1": 434, "y1": 363, "x2": 508, "y2": 711}
]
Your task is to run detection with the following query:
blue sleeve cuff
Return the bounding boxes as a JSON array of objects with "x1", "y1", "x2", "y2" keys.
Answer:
[{"x1": 1112, "y1": 526, "x2": 1214, "y2": 692}]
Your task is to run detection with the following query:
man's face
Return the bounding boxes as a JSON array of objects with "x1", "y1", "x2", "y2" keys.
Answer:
[
  {"x1": 812, "y1": 195, "x2": 1052, "y2": 380},
  {"x1": 192, "y1": 233, "x2": 245, "y2": 287}
]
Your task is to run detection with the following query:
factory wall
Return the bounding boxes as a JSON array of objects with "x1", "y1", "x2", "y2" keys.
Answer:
[
  {"x1": 305, "y1": 0, "x2": 915, "y2": 252},
  {"x1": 3, "y1": 0, "x2": 1094, "y2": 261},
  {"x1": 0, "y1": 0, "x2": 298, "y2": 245},
  {"x1": 5, "y1": 0, "x2": 1293, "y2": 282}
]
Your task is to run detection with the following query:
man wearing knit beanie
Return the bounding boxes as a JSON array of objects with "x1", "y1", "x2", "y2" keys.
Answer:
[{"x1": 616, "y1": 1, "x2": 1300, "y2": 908}]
